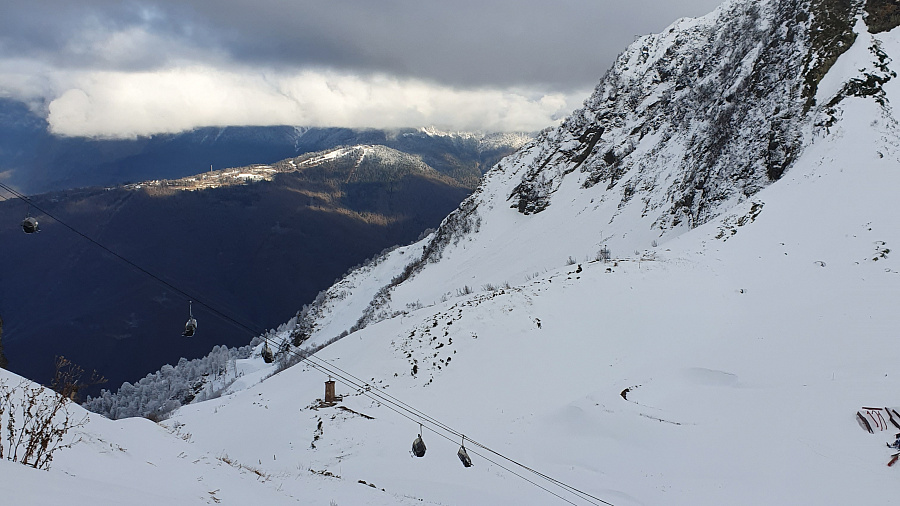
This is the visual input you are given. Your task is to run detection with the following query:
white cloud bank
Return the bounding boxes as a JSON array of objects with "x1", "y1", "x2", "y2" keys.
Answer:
[
  {"x1": 0, "y1": 0, "x2": 727, "y2": 139},
  {"x1": 38, "y1": 66, "x2": 583, "y2": 138}
]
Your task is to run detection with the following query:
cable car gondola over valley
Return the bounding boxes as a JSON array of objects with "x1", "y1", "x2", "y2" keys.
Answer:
[
  {"x1": 183, "y1": 301, "x2": 197, "y2": 337},
  {"x1": 22, "y1": 216, "x2": 38, "y2": 234}
]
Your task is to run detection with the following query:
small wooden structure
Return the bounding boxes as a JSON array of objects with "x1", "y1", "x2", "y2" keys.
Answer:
[{"x1": 324, "y1": 380, "x2": 336, "y2": 403}]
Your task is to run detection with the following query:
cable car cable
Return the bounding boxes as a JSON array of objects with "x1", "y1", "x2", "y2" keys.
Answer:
[
  {"x1": 302, "y1": 353, "x2": 464, "y2": 438},
  {"x1": 293, "y1": 355, "x2": 602, "y2": 505},
  {"x1": 194, "y1": 284, "x2": 612, "y2": 504},
  {"x1": 299, "y1": 347, "x2": 610, "y2": 506},
  {"x1": 284, "y1": 352, "x2": 611, "y2": 506},
  {"x1": 259, "y1": 329, "x2": 612, "y2": 505},
  {"x1": 0, "y1": 181, "x2": 264, "y2": 340}
]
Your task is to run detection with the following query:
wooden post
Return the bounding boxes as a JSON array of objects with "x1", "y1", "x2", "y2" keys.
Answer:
[{"x1": 325, "y1": 380, "x2": 336, "y2": 403}]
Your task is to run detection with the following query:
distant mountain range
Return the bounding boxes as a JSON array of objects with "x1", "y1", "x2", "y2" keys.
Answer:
[
  {"x1": 0, "y1": 98, "x2": 532, "y2": 194},
  {"x1": 0, "y1": 133, "x2": 529, "y2": 392}
]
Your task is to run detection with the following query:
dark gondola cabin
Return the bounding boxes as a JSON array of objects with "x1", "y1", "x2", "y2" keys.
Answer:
[
  {"x1": 22, "y1": 216, "x2": 38, "y2": 234},
  {"x1": 458, "y1": 441, "x2": 473, "y2": 467},
  {"x1": 183, "y1": 317, "x2": 197, "y2": 337},
  {"x1": 412, "y1": 435, "x2": 426, "y2": 457},
  {"x1": 183, "y1": 301, "x2": 197, "y2": 337}
]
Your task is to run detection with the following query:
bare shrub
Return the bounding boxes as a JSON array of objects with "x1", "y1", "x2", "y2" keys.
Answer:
[
  {"x1": 456, "y1": 285, "x2": 473, "y2": 296},
  {"x1": 595, "y1": 246, "x2": 612, "y2": 262},
  {"x1": 0, "y1": 364, "x2": 90, "y2": 470},
  {"x1": 51, "y1": 356, "x2": 106, "y2": 403}
]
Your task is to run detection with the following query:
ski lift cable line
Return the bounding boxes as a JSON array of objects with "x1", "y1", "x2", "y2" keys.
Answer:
[
  {"x1": 297, "y1": 357, "x2": 608, "y2": 506},
  {"x1": 0, "y1": 181, "x2": 611, "y2": 506},
  {"x1": 307, "y1": 354, "x2": 461, "y2": 437},
  {"x1": 0, "y1": 181, "x2": 265, "y2": 340},
  {"x1": 270, "y1": 331, "x2": 464, "y2": 440},
  {"x1": 269, "y1": 342, "x2": 585, "y2": 501},
  {"x1": 303, "y1": 351, "x2": 464, "y2": 436},
  {"x1": 294, "y1": 345, "x2": 609, "y2": 504},
  {"x1": 293, "y1": 353, "x2": 611, "y2": 506},
  {"x1": 267, "y1": 320, "x2": 613, "y2": 505},
  {"x1": 0, "y1": 184, "x2": 18, "y2": 200}
]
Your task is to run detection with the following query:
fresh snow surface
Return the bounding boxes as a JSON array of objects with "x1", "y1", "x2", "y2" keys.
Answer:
[{"x1": 5, "y1": 5, "x2": 900, "y2": 506}]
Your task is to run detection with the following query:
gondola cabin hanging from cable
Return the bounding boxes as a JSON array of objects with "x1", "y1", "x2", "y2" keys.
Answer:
[
  {"x1": 182, "y1": 301, "x2": 197, "y2": 337},
  {"x1": 22, "y1": 216, "x2": 38, "y2": 234},
  {"x1": 262, "y1": 340, "x2": 274, "y2": 363},
  {"x1": 412, "y1": 435, "x2": 426, "y2": 457},
  {"x1": 412, "y1": 424, "x2": 426, "y2": 457},
  {"x1": 457, "y1": 436, "x2": 473, "y2": 467}
]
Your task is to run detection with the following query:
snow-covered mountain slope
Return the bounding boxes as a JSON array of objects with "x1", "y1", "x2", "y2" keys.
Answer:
[
  {"x1": 0, "y1": 367, "x2": 303, "y2": 506},
  {"x1": 294, "y1": 0, "x2": 894, "y2": 341},
  {"x1": 7, "y1": 0, "x2": 900, "y2": 504}
]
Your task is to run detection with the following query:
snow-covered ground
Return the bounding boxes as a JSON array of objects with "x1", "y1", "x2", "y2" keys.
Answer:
[{"x1": 4, "y1": 1, "x2": 900, "y2": 505}]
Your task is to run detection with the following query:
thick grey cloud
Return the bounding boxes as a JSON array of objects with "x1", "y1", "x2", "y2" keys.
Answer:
[{"x1": 0, "y1": 0, "x2": 724, "y2": 136}]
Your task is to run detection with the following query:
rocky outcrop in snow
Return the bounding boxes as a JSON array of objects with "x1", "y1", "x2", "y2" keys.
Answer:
[{"x1": 509, "y1": 0, "x2": 859, "y2": 229}]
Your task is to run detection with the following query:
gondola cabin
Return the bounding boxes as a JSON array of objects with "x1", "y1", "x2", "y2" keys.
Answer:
[
  {"x1": 22, "y1": 216, "x2": 38, "y2": 234},
  {"x1": 412, "y1": 435, "x2": 426, "y2": 457},
  {"x1": 183, "y1": 301, "x2": 197, "y2": 337},
  {"x1": 183, "y1": 316, "x2": 197, "y2": 337},
  {"x1": 457, "y1": 445, "x2": 473, "y2": 467}
]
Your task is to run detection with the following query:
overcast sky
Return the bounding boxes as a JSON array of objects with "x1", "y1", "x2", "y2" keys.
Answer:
[{"x1": 0, "y1": 0, "x2": 724, "y2": 138}]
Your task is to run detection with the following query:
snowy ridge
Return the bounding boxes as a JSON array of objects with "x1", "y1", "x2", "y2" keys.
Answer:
[
  {"x1": 410, "y1": 126, "x2": 534, "y2": 151},
  {"x1": 293, "y1": 145, "x2": 422, "y2": 170}
]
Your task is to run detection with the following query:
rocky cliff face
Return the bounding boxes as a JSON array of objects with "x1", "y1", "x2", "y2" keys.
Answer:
[{"x1": 507, "y1": 0, "x2": 860, "y2": 230}]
